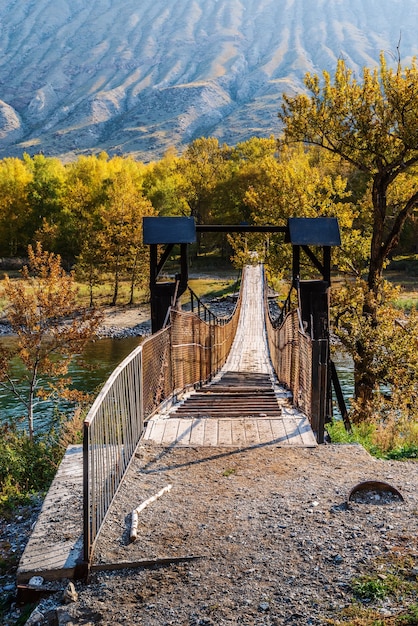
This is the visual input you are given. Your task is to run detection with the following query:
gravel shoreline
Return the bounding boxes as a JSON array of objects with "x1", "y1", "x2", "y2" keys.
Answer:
[
  {"x1": 19, "y1": 443, "x2": 418, "y2": 626},
  {"x1": 0, "y1": 296, "x2": 237, "y2": 340}
]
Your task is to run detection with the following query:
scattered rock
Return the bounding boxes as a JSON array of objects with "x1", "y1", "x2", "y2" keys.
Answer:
[
  {"x1": 63, "y1": 581, "x2": 78, "y2": 604},
  {"x1": 29, "y1": 444, "x2": 416, "y2": 625},
  {"x1": 5, "y1": 446, "x2": 418, "y2": 625},
  {"x1": 25, "y1": 609, "x2": 45, "y2": 626}
]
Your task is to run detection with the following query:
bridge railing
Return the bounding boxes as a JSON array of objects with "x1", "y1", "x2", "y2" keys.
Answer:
[
  {"x1": 171, "y1": 285, "x2": 242, "y2": 392},
  {"x1": 83, "y1": 272, "x2": 243, "y2": 567},
  {"x1": 265, "y1": 307, "x2": 313, "y2": 415},
  {"x1": 264, "y1": 281, "x2": 328, "y2": 443},
  {"x1": 83, "y1": 343, "x2": 145, "y2": 566}
]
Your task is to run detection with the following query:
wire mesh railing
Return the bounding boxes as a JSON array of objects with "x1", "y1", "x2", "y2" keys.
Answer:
[
  {"x1": 171, "y1": 283, "x2": 242, "y2": 392},
  {"x1": 265, "y1": 306, "x2": 313, "y2": 418},
  {"x1": 83, "y1": 272, "x2": 243, "y2": 568},
  {"x1": 264, "y1": 274, "x2": 328, "y2": 443}
]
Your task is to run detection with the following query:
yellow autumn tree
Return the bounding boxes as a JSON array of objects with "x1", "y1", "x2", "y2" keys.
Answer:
[
  {"x1": 0, "y1": 244, "x2": 102, "y2": 440},
  {"x1": 279, "y1": 53, "x2": 418, "y2": 419}
]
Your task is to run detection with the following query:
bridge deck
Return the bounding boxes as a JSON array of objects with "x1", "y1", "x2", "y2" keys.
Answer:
[{"x1": 143, "y1": 265, "x2": 316, "y2": 448}]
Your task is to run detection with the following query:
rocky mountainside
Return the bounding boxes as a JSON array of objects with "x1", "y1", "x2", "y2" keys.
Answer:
[{"x1": 0, "y1": 0, "x2": 417, "y2": 162}]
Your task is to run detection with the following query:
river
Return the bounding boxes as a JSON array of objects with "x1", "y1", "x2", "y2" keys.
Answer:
[
  {"x1": 331, "y1": 350, "x2": 355, "y2": 415},
  {"x1": 0, "y1": 336, "x2": 142, "y2": 432},
  {"x1": 0, "y1": 337, "x2": 354, "y2": 432}
]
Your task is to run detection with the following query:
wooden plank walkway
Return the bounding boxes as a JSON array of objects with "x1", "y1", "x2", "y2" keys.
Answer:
[
  {"x1": 17, "y1": 445, "x2": 83, "y2": 583},
  {"x1": 143, "y1": 415, "x2": 316, "y2": 447}
]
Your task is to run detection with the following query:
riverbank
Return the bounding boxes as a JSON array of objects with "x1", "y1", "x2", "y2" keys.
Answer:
[
  {"x1": 0, "y1": 304, "x2": 153, "y2": 339},
  {"x1": 95, "y1": 294, "x2": 237, "y2": 338},
  {"x1": 95, "y1": 304, "x2": 152, "y2": 338},
  {"x1": 10, "y1": 445, "x2": 418, "y2": 626},
  {"x1": 0, "y1": 295, "x2": 238, "y2": 340}
]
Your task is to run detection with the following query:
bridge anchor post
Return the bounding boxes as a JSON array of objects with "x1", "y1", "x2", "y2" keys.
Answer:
[
  {"x1": 143, "y1": 217, "x2": 196, "y2": 333},
  {"x1": 286, "y1": 217, "x2": 348, "y2": 442}
]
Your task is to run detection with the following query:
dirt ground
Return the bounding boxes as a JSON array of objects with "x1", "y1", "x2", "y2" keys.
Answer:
[
  {"x1": 100, "y1": 304, "x2": 152, "y2": 330},
  {"x1": 29, "y1": 442, "x2": 418, "y2": 626}
]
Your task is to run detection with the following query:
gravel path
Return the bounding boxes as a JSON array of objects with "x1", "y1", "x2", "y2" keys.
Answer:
[{"x1": 29, "y1": 443, "x2": 418, "y2": 625}]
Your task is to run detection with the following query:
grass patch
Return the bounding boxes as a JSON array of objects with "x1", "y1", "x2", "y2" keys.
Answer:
[
  {"x1": 329, "y1": 605, "x2": 418, "y2": 625},
  {"x1": 385, "y1": 255, "x2": 418, "y2": 310},
  {"x1": 326, "y1": 420, "x2": 383, "y2": 457},
  {"x1": 0, "y1": 269, "x2": 238, "y2": 315},
  {"x1": 385, "y1": 444, "x2": 418, "y2": 461},
  {"x1": 392, "y1": 295, "x2": 418, "y2": 311},
  {"x1": 0, "y1": 410, "x2": 85, "y2": 623},
  {"x1": 0, "y1": 273, "x2": 150, "y2": 314},
  {"x1": 187, "y1": 276, "x2": 238, "y2": 300},
  {"x1": 0, "y1": 407, "x2": 85, "y2": 517},
  {"x1": 0, "y1": 425, "x2": 60, "y2": 517},
  {"x1": 222, "y1": 468, "x2": 236, "y2": 477},
  {"x1": 326, "y1": 554, "x2": 418, "y2": 625},
  {"x1": 327, "y1": 420, "x2": 418, "y2": 461},
  {"x1": 75, "y1": 277, "x2": 149, "y2": 307},
  {"x1": 352, "y1": 572, "x2": 413, "y2": 602}
]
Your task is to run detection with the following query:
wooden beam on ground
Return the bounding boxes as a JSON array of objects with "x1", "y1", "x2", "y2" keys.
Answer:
[{"x1": 17, "y1": 445, "x2": 83, "y2": 583}]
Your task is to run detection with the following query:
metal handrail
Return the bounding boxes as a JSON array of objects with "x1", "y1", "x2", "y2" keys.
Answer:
[
  {"x1": 83, "y1": 343, "x2": 144, "y2": 566},
  {"x1": 187, "y1": 276, "x2": 241, "y2": 326}
]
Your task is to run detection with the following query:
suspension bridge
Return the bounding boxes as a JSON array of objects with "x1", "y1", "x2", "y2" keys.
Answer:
[
  {"x1": 17, "y1": 217, "x2": 346, "y2": 592},
  {"x1": 142, "y1": 264, "x2": 314, "y2": 448}
]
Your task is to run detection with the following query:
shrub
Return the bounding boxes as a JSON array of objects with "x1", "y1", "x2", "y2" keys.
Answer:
[{"x1": 0, "y1": 423, "x2": 60, "y2": 513}]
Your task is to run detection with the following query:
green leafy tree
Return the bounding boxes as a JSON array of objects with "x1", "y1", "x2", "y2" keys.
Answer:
[
  {"x1": 279, "y1": 53, "x2": 418, "y2": 414},
  {"x1": 0, "y1": 244, "x2": 102, "y2": 440},
  {"x1": 98, "y1": 168, "x2": 155, "y2": 306},
  {"x1": 210, "y1": 137, "x2": 279, "y2": 226},
  {"x1": 176, "y1": 137, "x2": 233, "y2": 224},
  {"x1": 23, "y1": 154, "x2": 66, "y2": 241}
]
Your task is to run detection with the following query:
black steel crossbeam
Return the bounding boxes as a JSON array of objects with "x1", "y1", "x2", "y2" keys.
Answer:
[
  {"x1": 196, "y1": 224, "x2": 286, "y2": 233},
  {"x1": 156, "y1": 243, "x2": 174, "y2": 276}
]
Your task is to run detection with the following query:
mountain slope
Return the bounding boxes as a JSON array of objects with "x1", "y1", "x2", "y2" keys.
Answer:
[{"x1": 0, "y1": 0, "x2": 417, "y2": 161}]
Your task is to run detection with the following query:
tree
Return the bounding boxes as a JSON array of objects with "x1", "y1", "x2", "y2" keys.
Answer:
[
  {"x1": 278, "y1": 54, "x2": 418, "y2": 411},
  {"x1": 233, "y1": 144, "x2": 357, "y2": 273},
  {"x1": 279, "y1": 54, "x2": 418, "y2": 299},
  {"x1": 211, "y1": 137, "x2": 278, "y2": 226},
  {"x1": 0, "y1": 157, "x2": 32, "y2": 256},
  {"x1": 332, "y1": 278, "x2": 418, "y2": 427},
  {"x1": 75, "y1": 231, "x2": 104, "y2": 307},
  {"x1": 142, "y1": 147, "x2": 188, "y2": 216},
  {"x1": 23, "y1": 154, "x2": 66, "y2": 242},
  {"x1": 98, "y1": 168, "x2": 155, "y2": 306},
  {"x1": 176, "y1": 137, "x2": 233, "y2": 223},
  {"x1": 0, "y1": 244, "x2": 102, "y2": 440}
]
